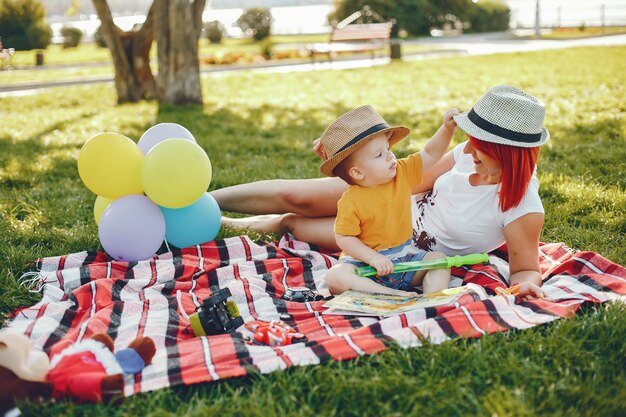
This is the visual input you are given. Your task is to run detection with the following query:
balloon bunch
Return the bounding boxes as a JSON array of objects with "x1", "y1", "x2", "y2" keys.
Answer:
[{"x1": 78, "y1": 123, "x2": 221, "y2": 261}]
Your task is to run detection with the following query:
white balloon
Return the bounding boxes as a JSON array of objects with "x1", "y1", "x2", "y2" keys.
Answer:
[{"x1": 138, "y1": 123, "x2": 196, "y2": 155}]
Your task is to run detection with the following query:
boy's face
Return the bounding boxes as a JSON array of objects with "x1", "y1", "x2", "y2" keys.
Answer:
[{"x1": 349, "y1": 132, "x2": 397, "y2": 186}]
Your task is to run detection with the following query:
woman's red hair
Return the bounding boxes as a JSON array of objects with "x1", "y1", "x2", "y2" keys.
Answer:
[{"x1": 468, "y1": 136, "x2": 540, "y2": 212}]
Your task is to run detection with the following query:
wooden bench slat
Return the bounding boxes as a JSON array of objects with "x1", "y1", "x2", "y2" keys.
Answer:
[{"x1": 307, "y1": 21, "x2": 392, "y2": 60}]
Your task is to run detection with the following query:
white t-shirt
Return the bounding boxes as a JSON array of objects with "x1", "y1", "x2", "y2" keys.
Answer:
[{"x1": 411, "y1": 141, "x2": 544, "y2": 255}]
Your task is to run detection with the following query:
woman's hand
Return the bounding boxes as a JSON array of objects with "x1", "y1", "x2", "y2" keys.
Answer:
[
  {"x1": 312, "y1": 138, "x2": 328, "y2": 160},
  {"x1": 368, "y1": 253, "x2": 394, "y2": 276},
  {"x1": 443, "y1": 108, "x2": 459, "y2": 131}
]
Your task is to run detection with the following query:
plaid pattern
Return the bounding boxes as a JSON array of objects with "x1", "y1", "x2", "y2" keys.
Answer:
[{"x1": 7, "y1": 235, "x2": 626, "y2": 397}]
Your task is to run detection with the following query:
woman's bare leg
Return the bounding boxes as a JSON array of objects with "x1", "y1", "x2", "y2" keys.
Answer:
[
  {"x1": 222, "y1": 214, "x2": 339, "y2": 251},
  {"x1": 211, "y1": 177, "x2": 347, "y2": 217},
  {"x1": 281, "y1": 215, "x2": 338, "y2": 250}
]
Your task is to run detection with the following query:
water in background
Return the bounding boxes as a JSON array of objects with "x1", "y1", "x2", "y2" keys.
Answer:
[
  {"x1": 48, "y1": 1, "x2": 626, "y2": 43},
  {"x1": 49, "y1": 5, "x2": 334, "y2": 42},
  {"x1": 508, "y1": 0, "x2": 626, "y2": 28}
]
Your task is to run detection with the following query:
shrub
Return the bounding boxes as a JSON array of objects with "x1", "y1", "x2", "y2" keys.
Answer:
[
  {"x1": 0, "y1": 0, "x2": 51, "y2": 50},
  {"x1": 464, "y1": 0, "x2": 510, "y2": 33},
  {"x1": 60, "y1": 26, "x2": 83, "y2": 48},
  {"x1": 331, "y1": 0, "x2": 510, "y2": 36},
  {"x1": 94, "y1": 25, "x2": 107, "y2": 48},
  {"x1": 260, "y1": 40, "x2": 273, "y2": 59},
  {"x1": 330, "y1": 0, "x2": 430, "y2": 37},
  {"x1": 236, "y1": 8, "x2": 272, "y2": 41},
  {"x1": 204, "y1": 20, "x2": 224, "y2": 44}
]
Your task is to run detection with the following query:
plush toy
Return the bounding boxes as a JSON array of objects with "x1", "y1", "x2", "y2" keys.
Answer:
[
  {"x1": 0, "y1": 331, "x2": 156, "y2": 415},
  {"x1": 0, "y1": 332, "x2": 53, "y2": 416},
  {"x1": 46, "y1": 333, "x2": 156, "y2": 403}
]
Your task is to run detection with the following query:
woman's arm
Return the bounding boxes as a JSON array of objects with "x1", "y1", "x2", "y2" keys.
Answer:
[
  {"x1": 503, "y1": 212, "x2": 546, "y2": 298},
  {"x1": 211, "y1": 177, "x2": 347, "y2": 217}
]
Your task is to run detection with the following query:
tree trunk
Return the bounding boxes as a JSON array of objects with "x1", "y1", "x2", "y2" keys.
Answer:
[
  {"x1": 92, "y1": 0, "x2": 156, "y2": 103},
  {"x1": 155, "y1": 0, "x2": 206, "y2": 105}
]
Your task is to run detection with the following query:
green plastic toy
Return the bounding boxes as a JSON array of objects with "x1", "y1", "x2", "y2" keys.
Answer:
[{"x1": 355, "y1": 253, "x2": 489, "y2": 277}]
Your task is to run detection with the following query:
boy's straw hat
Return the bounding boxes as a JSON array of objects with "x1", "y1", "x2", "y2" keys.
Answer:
[
  {"x1": 453, "y1": 85, "x2": 550, "y2": 147},
  {"x1": 319, "y1": 105, "x2": 410, "y2": 177}
]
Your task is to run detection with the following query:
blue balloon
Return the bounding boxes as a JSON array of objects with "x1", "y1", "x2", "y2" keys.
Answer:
[{"x1": 160, "y1": 193, "x2": 221, "y2": 248}]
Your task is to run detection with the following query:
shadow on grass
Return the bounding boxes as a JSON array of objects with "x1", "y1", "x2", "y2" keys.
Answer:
[{"x1": 0, "y1": 113, "x2": 98, "y2": 189}]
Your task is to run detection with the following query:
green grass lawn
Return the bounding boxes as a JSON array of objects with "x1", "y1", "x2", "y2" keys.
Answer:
[
  {"x1": 541, "y1": 26, "x2": 626, "y2": 39},
  {"x1": 1, "y1": 35, "x2": 439, "y2": 86},
  {"x1": 7, "y1": 35, "x2": 329, "y2": 68},
  {"x1": 1, "y1": 45, "x2": 625, "y2": 416}
]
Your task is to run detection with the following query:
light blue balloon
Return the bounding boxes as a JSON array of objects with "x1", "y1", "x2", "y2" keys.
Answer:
[{"x1": 160, "y1": 193, "x2": 221, "y2": 248}]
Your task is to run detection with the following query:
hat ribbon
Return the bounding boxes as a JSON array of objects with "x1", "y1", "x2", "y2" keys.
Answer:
[
  {"x1": 334, "y1": 122, "x2": 390, "y2": 156},
  {"x1": 468, "y1": 108, "x2": 542, "y2": 143}
]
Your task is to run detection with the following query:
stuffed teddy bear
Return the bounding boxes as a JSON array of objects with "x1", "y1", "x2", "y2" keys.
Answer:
[{"x1": 0, "y1": 331, "x2": 156, "y2": 415}]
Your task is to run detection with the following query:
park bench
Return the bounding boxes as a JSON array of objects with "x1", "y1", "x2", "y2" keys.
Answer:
[{"x1": 306, "y1": 21, "x2": 393, "y2": 62}]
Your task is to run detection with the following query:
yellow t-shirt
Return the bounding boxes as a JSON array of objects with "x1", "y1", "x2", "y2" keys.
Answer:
[{"x1": 334, "y1": 153, "x2": 423, "y2": 251}]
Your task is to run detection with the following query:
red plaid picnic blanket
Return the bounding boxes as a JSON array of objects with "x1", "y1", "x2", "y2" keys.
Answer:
[{"x1": 7, "y1": 234, "x2": 626, "y2": 396}]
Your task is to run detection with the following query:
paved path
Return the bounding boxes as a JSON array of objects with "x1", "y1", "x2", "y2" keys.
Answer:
[
  {"x1": 2, "y1": 32, "x2": 625, "y2": 97},
  {"x1": 407, "y1": 32, "x2": 626, "y2": 56}
]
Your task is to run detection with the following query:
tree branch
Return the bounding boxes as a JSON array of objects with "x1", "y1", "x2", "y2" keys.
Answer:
[
  {"x1": 92, "y1": 0, "x2": 130, "y2": 73},
  {"x1": 193, "y1": 0, "x2": 207, "y2": 38}
]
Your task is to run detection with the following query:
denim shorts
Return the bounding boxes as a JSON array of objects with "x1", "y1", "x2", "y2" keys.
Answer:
[{"x1": 339, "y1": 239, "x2": 427, "y2": 290}]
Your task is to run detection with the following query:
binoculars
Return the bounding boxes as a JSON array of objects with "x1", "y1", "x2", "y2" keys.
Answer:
[{"x1": 189, "y1": 288, "x2": 244, "y2": 337}]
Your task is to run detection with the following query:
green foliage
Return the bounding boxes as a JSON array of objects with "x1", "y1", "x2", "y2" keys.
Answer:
[
  {"x1": 260, "y1": 39, "x2": 273, "y2": 59},
  {"x1": 236, "y1": 8, "x2": 272, "y2": 41},
  {"x1": 331, "y1": 0, "x2": 430, "y2": 37},
  {"x1": 60, "y1": 26, "x2": 83, "y2": 49},
  {"x1": 332, "y1": 0, "x2": 510, "y2": 36},
  {"x1": 464, "y1": 0, "x2": 510, "y2": 33},
  {"x1": 0, "y1": 46, "x2": 625, "y2": 416},
  {"x1": 0, "y1": 0, "x2": 51, "y2": 50},
  {"x1": 204, "y1": 20, "x2": 225, "y2": 44},
  {"x1": 93, "y1": 25, "x2": 107, "y2": 48}
]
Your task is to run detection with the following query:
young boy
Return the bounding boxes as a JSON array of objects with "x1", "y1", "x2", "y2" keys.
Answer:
[{"x1": 321, "y1": 105, "x2": 458, "y2": 296}]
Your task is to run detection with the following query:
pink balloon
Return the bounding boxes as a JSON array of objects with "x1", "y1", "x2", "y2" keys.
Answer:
[{"x1": 98, "y1": 195, "x2": 165, "y2": 261}]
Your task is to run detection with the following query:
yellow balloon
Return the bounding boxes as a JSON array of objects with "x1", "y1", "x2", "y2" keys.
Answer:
[
  {"x1": 141, "y1": 139, "x2": 212, "y2": 209},
  {"x1": 93, "y1": 195, "x2": 114, "y2": 225},
  {"x1": 78, "y1": 133, "x2": 144, "y2": 199}
]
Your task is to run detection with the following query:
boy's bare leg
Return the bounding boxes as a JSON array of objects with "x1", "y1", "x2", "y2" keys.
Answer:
[
  {"x1": 211, "y1": 177, "x2": 347, "y2": 217},
  {"x1": 326, "y1": 263, "x2": 417, "y2": 297},
  {"x1": 423, "y1": 267, "x2": 451, "y2": 293},
  {"x1": 408, "y1": 251, "x2": 451, "y2": 293}
]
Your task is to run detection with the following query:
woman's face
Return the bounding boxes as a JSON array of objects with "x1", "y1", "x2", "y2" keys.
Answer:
[{"x1": 463, "y1": 140, "x2": 502, "y2": 180}]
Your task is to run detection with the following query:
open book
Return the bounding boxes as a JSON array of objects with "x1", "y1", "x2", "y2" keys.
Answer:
[{"x1": 322, "y1": 285, "x2": 473, "y2": 317}]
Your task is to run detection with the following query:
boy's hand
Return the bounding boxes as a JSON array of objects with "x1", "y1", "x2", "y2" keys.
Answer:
[
  {"x1": 516, "y1": 282, "x2": 548, "y2": 300},
  {"x1": 443, "y1": 109, "x2": 459, "y2": 131},
  {"x1": 368, "y1": 253, "x2": 394, "y2": 276},
  {"x1": 312, "y1": 138, "x2": 328, "y2": 160}
]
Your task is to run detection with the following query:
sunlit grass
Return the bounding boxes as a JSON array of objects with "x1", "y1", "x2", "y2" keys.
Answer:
[
  {"x1": 1, "y1": 45, "x2": 625, "y2": 416},
  {"x1": 540, "y1": 26, "x2": 626, "y2": 39},
  {"x1": 2, "y1": 34, "x2": 441, "y2": 86},
  {"x1": 0, "y1": 65, "x2": 114, "y2": 86},
  {"x1": 10, "y1": 43, "x2": 112, "y2": 66}
]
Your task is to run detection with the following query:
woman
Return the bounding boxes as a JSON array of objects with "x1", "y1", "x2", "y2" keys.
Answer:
[{"x1": 211, "y1": 85, "x2": 549, "y2": 298}]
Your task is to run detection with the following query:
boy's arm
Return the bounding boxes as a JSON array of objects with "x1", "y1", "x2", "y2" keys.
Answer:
[
  {"x1": 336, "y1": 234, "x2": 394, "y2": 276},
  {"x1": 419, "y1": 109, "x2": 459, "y2": 171}
]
